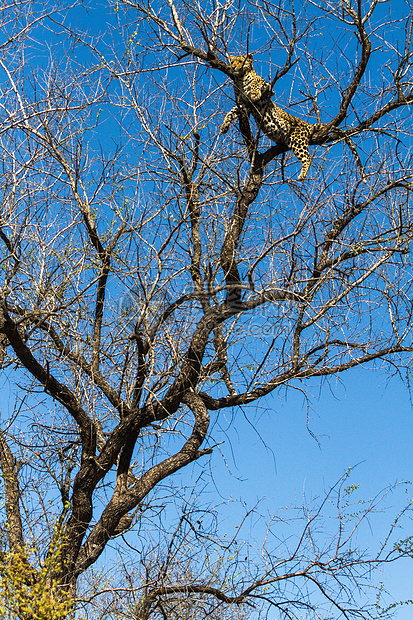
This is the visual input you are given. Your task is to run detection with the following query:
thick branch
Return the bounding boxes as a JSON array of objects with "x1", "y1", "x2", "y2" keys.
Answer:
[
  {"x1": 220, "y1": 155, "x2": 266, "y2": 307},
  {"x1": 199, "y1": 343, "x2": 413, "y2": 411},
  {"x1": 0, "y1": 429, "x2": 23, "y2": 552},
  {"x1": 0, "y1": 310, "x2": 95, "y2": 450},
  {"x1": 74, "y1": 391, "x2": 211, "y2": 576}
]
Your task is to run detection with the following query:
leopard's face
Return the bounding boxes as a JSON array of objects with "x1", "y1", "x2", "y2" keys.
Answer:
[{"x1": 229, "y1": 54, "x2": 254, "y2": 76}]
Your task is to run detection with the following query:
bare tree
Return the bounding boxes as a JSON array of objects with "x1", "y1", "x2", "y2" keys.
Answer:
[{"x1": 0, "y1": 0, "x2": 413, "y2": 617}]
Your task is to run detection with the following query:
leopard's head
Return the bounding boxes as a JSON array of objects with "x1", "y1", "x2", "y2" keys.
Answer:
[{"x1": 229, "y1": 54, "x2": 254, "y2": 75}]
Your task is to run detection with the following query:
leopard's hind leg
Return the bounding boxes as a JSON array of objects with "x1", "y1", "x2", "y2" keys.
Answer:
[{"x1": 288, "y1": 129, "x2": 312, "y2": 180}]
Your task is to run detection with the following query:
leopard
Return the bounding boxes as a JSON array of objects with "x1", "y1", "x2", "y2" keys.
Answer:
[{"x1": 220, "y1": 54, "x2": 319, "y2": 181}]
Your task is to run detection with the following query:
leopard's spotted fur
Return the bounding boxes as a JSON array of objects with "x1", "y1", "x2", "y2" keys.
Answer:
[{"x1": 221, "y1": 54, "x2": 318, "y2": 180}]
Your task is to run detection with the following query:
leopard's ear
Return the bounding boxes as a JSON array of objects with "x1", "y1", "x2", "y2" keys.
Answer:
[{"x1": 247, "y1": 53, "x2": 253, "y2": 60}]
